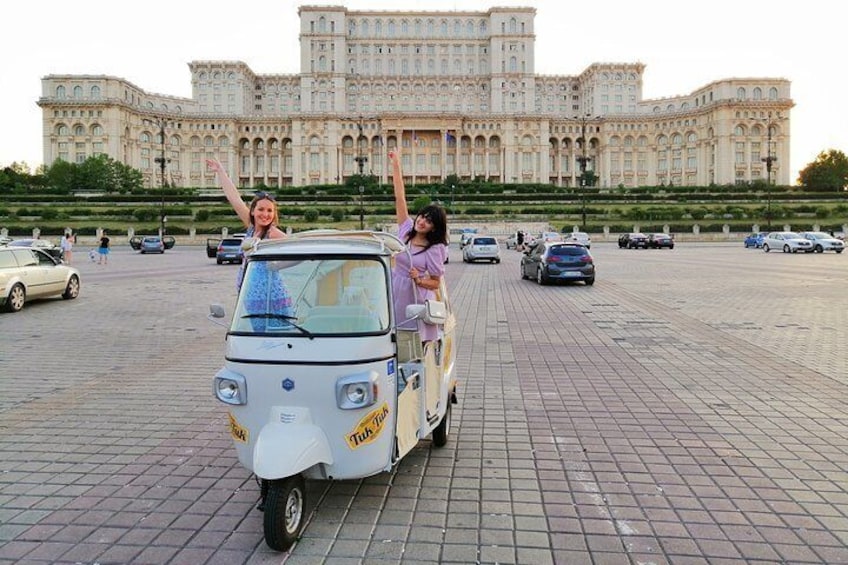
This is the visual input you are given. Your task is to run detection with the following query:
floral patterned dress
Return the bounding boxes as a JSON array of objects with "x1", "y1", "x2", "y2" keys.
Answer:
[{"x1": 237, "y1": 226, "x2": 293, "y2": 332}]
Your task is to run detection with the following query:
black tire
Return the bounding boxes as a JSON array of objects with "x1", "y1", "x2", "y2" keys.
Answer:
[
  {"x1": 62, "y1": 275, "x2": 80, "y2": 300},
  {"x1": 584, "y1": 277, "x2": 595, "y2": 286},
  {"x1": 537, "y1": 267, "x2": 548, "y2": 285},
  {"x1": 763, "y1": 244, "x2": 770, "y2": 252},
  {"x1": 264, "y1": 475, "x2": 306, "y2": 552},
  {"x1": 432, "y1": 401, "x2": 451, "y2": 447},
  {"x1": 783, "y1": 244, "x2": 790, "y2": 253},
  {"x1": 217, "y1": 258, "x2": 223, "y2": 264},
  {"x1": 5, "y1": 283, "x2": 25, "y2": 312},
  {"x1": 836, "y1": 249, "x2": 843, "y2": 254},
  {"x1": 815, "y1": 245, "x2": 824, "y2": 253}
]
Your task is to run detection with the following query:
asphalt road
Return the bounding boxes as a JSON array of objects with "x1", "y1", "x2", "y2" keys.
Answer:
[{"x1": 1, "y1": 241, "x2": 846, "y2": 564}]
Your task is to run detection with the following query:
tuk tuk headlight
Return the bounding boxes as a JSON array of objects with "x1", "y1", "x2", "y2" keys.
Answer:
[
  {"x1": 214, "y1": 370, "x2": 247, "y2": 405},
  {"x1": 336, "y1": 371, "x2": 379, "y2": 410}
]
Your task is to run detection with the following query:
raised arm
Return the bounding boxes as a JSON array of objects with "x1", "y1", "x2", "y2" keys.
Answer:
[
  {"x1": 206, "y1": 158, "x2": 250, "y2": 227},
  {"x1": 388, "y1": 149, "x2": 409, "y2": 225}
]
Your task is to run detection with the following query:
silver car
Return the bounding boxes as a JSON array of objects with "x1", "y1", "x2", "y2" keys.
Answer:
[
  {"x1": 0, "y1": 247, "x2": 81, "y2": 312},
  {"x1": 762, "y1": 232, "x2": 813, "y2": 253},
  {"x1": 462, "y1": 235, "x2": 501, "y2": 263},
  {"x1": 799, "y1": 231, "x2": 844, "y2": 253}
]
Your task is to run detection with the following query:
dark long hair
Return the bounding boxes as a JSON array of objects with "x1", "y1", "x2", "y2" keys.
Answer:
[{"x1": 405, "y1": 204, "x2": 448, "y2": 250}]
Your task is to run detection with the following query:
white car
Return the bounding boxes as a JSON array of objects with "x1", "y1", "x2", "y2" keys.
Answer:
[
  {"x1": 799, "y1": 231, "x2": 844, "y2": 253},
  {"x1": 565, "y1": 231, "x2": 591, "y2": 248},
  {"x1": 0, "y1": 247, "x2": 81, "y2": 312},
  {"x1": 462, "y1": 235, "x2": 501, "y2": 263},
  {"x1": 762, "y1": 232, "x2": 813, "y2": 253},
  {"x1": 538, "y1": 232, "x2": 564, "y2": 244}
]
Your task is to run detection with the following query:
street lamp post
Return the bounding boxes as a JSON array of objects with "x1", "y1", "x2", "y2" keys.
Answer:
[
  {"x1": 359, "y1": 185, "x2": 365, "y2": 230},
  {"x1": 575, "y1": 114, "x2": 593, "y2": 230},
  {"x1": 354, "y1": 117, "x2": 368, "y2": 176},
  {"x1": 146, "y1": 117, "x2": 170, "y2": 239},
  {"x1": 753, "y1": 113, "x2": 784, "y2": 230}
]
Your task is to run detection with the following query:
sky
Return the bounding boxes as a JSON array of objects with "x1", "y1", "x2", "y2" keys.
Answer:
[{"x1": 2, "y1": 0, "x2": 844, "y2": 185}]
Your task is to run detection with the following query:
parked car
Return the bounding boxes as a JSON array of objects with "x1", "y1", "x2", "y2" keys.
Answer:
[
  {"x1": 129, "y1": 235, "x2": 176, "y2": 252},
  {"x1": 216, "y1": 238, "x2": 246, "y2": 264},
  {"x1": 520, "y1": 241, "x2": 595, "y2": 285},
  {"x1": 462, "y1": 235, "x2": 501, "y2": 263},
  {"x1": 505, "y1": 233, "x2": 518, "y2": 249},
  {"x1": 762, "y1": 232, "x2": 813, "y2": 253},
  {"x1": 7, "y1": 238, "x2": 64, "y2": 261},
  {"x1": 799, "y1": 231, "x2": 844, "y2": 253},
  {"x1": 139, "y1": 236, "x2": 165, "y2": 254},
  {"x1": 0, "y1": 247, "x2": 80, "y2": 312},
  {"x1": 647, "y1": 233, "x2": 674, "y2": 249},
  {"x1": 505, "y1": 232, "x2": 536, "y2": 250},
  {"x1": 565, "y1": 231, "x2": 591, "y2": 248},
  {"x1": 618, "y1": 233, "x2": 649, "y2": 249},
  {"x1": 538, "y1": 231, "x2": 564, "y2": 244},
  {"x1": 458, "y1": 228, "x2": 478, "y2": 249},
  {"x1": 744, "y1": 232, "x2": 768, "y2": 248}
]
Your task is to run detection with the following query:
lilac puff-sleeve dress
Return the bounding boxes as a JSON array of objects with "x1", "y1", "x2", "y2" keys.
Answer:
[{"x1": 391, "y1": 218, "x2": 448, "y2": 342}]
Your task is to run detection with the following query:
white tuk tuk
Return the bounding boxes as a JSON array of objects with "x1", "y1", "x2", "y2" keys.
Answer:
[{"x1": 210, "y1": 230, "x2": 458, "y2": 551}]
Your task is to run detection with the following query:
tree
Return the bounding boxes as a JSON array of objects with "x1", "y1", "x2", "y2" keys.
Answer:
[{"x1": 797, "y1": 149, "x2": 848, "y2": 191}]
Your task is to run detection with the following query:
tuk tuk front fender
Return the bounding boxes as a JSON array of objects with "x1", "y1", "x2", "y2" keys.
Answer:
[{"x1": 253, "y1": 422, "x2": 334, "y2": 480}]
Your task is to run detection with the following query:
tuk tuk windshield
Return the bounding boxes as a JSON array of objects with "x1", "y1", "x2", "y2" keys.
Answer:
[{"x1": 232, "y1": 256, "x2": 391, "y2": 335}]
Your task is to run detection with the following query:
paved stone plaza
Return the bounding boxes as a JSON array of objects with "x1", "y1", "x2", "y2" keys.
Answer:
[{"x1": 1, "y1": 242, "x2": 846, "y2": 564}]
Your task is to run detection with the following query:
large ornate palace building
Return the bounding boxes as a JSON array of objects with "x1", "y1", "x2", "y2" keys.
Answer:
[{"x1": 38, "y1": 5, "x2": 793, "y2": 189}]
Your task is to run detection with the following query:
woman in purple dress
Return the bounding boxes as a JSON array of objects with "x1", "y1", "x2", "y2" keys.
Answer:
[{"x1": 388, "y1": 149, "x2": 449, "y2": 342}]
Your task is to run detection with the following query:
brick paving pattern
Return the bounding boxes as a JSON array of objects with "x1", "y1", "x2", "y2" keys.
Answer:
[{"x1": 0, "y1": 242, "x2": 846, "y2": 564}]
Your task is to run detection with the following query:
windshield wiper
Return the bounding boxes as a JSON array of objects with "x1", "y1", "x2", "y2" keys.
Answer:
[{"x1": 240, "y1": 314, "x2": 314, "y2": 338}]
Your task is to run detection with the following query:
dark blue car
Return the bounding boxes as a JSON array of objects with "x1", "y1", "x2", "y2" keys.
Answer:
[{"x1": 744, "y1": 232, "x2": 767, "y2": 248}]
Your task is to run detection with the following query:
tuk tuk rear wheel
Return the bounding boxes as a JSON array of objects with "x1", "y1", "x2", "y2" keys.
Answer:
[
  {"x1": 263, "y1": 475, "x2": 306, "y2": 551},
  {"x1": 432, "y1": 401, "x2": 451, "y2": 447}
]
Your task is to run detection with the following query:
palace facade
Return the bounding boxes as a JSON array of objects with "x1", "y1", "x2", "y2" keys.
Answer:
[{"x1": 38, "y1": 5, "x2": 794, "y2": 189}]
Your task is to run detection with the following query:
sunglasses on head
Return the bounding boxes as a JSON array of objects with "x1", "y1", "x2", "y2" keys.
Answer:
[{"x1": 254, "y1": 191, "x2": 276, "y2": 201}]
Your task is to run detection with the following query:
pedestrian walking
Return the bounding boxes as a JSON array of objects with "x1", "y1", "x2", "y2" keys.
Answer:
[
  {"x1": 60, "y1": 233, "x2": 74, "y2": 264},
  {"x1": 98, "y1": 232, "x2": 110, "y2": 264}
]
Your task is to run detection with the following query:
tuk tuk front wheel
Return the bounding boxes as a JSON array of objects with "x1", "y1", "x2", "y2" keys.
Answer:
[
  {"x1": 263, "y1": 474, "x2": 306, "y2": 551},
  {"x1": 432, "y1": 401, "x2": 451, "y2": 447}
]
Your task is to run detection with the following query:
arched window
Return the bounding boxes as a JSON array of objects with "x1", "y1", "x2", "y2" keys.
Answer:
[
  {"x1": 734, "y1": 125, "x2": 745, "y2": 136},
  {"x1": 57, "y1": 125, "x2": 69, "y2": 136},
  {"x1": 753, "y1": 87, "x2": 762, "y2": 100},
  {"x1": 769, "y1": 87, "x2": 778, "y2": 100},
  {"x1": 736, "y1": 87, "x2": 746, "y2": 100},
  {"x1": 74, "y1": 125, "x2": 85, "y2": 136},
  {"x1": 672, "y1": 133, "x2": 683, "y2": 145},
  {"x1": 56, "y1": 86, "x2": 66, "y2": 98},
  {"x1": 205, "y1": 136, "x2": 215, "y2": 147},
  {"x1": 73, "y1": 85, "x2": 83, "y2": 98},
  {"x1": 140, "y1": 132, "x2": 150, "y2": 143},
  {"x1": 90, "y1": 85, "x2": 101, "y2": 99},
  {"x1": 92, "y1": 125, "x2": 103, "y2": 136}
]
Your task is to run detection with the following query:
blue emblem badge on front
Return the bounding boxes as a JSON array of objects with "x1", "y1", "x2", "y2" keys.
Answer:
[{"x1": 282, "y1": 378, "x2": 295, "y2": 391}]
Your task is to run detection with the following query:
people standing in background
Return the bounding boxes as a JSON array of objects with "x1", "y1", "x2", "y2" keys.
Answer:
[
  {"x1": 60, "y1": 233, "x2": 74, "y2": 264},
  {"x1": 98, "y1": 232, "x2": 110, "y2": 265}
]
